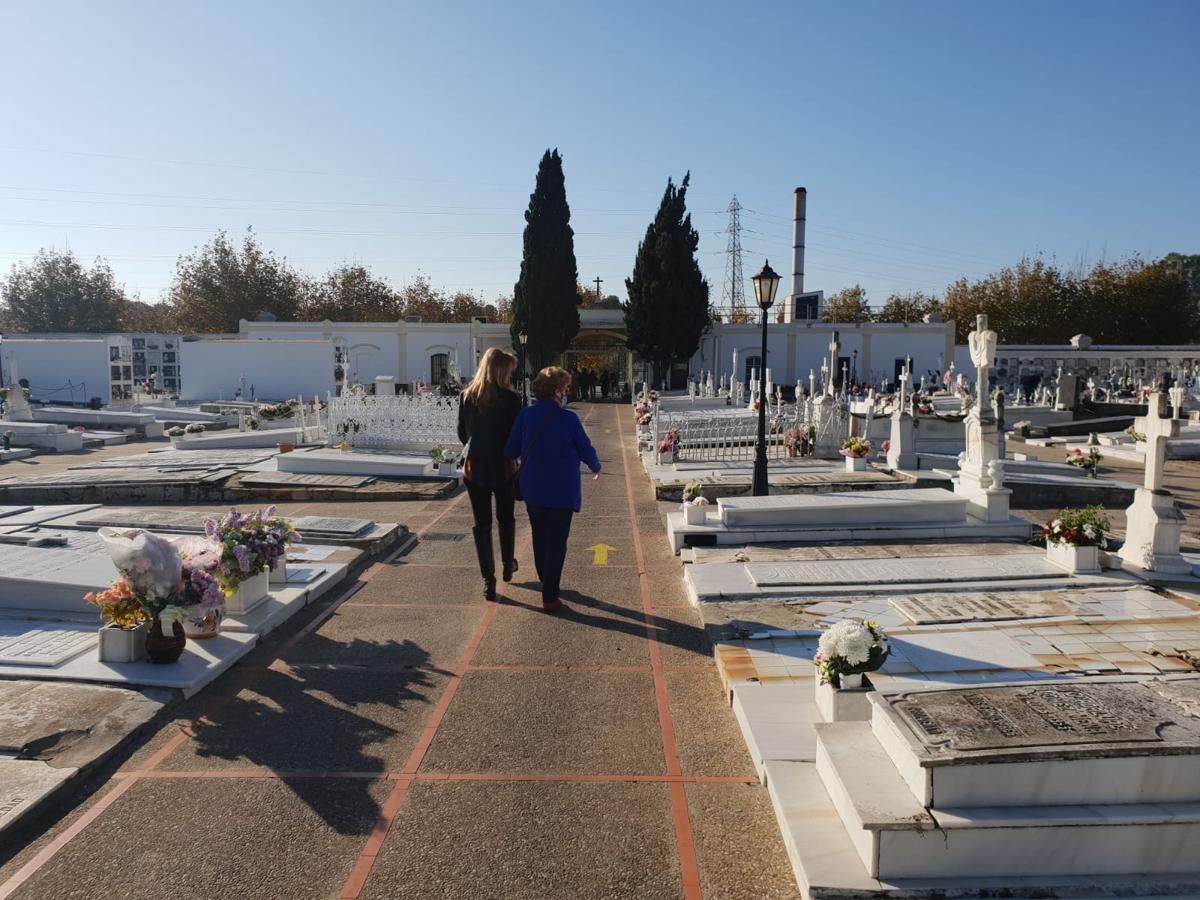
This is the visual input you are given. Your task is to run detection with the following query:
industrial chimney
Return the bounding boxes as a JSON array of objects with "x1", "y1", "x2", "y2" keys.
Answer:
[{"x1": 792, "y1": 186, "x2": 806, "y2": 301}]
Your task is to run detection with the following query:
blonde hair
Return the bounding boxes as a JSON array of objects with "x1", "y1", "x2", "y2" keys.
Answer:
[
  {"x1": 463, "y1": 348, "x2": 517, "y2": 410},
  {"x1": 532, "y1": 366, "x2": 572, "y2": 401}
]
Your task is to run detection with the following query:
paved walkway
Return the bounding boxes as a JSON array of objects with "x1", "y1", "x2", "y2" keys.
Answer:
[{"x1": 0, "y1": 403, "x2": 799, "y2": 900}]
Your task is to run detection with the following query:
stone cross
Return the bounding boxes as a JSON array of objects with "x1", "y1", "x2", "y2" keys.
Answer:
[
  {"x1": 1138, "y1": 391, "x2": 1176, "y2": 492},
  {"x1": 841, "y1": 362, "x2": 849, "y2": 398},
  {"x1": 897, "y1": 362, "x2": 912, "y2": 411},
  {"x1": 809, "y1": 369, "x2": 816, "y2": 398}
]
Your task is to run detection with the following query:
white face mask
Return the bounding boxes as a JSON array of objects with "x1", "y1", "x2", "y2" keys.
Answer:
[{"x1": 558, "y1": 395, "x2": 570, "y2": 408}]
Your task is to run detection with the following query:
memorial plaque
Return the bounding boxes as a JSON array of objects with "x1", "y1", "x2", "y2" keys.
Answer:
[
  {"x1": 290, "y1": 516, "x2": 373, "y2": 537},
  {"x1": 237, "y1": 472, "x2": 375, "y2": 488},
  {"x1": 77, "y1": 508, "x2": 209, "y2": 533},
  {"x1": 891, "y1": 592, "x2": 1077, "y2": 625},
  {"x1": 748, "y1": 554, "x2": 1061, "y2": 587},
  {"x1": 0, "y1": 621, "x2": 97, "y2": 666},
  {"x1": 888, "y1": 681, "x2": 1200, "y2": 753}
]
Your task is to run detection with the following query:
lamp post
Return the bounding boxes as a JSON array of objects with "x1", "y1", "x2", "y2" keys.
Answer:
[
  {"x1": 750, "y1": 260, "x2": 781, "y2": 496},
  {"x1": 518, "y1": 331, "x2": 529, "y2": 404}
]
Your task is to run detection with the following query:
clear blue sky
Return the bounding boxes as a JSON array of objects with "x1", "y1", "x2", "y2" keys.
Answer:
[{"x1": 1, "y1": 0, "x2": 1196, "y2": 310}]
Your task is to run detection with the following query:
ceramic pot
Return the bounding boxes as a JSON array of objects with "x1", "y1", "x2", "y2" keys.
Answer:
[
  {"x1": 845, "y1": 456, "x2": 867, "y2": 472},
  {"x1": 270, "y1": 560, "x2": 289, "y2": 585},
  {"x1": 225, "y1": 569, "x2": 270, "y2": 615},
  {"x1": 278, "y1": 442, "x2": 295, "y2": 453},
  {"x1": 813, "y1": 673, "x2": 872, "y2": 722},
  {"x1": 146, "y1": 618, "x2": 186, "y2": 664},
  {"x1": 183, "y1": 607, "x2": 223, "y2": 639},
  {"x1": 682, "y1": 503, "x2": 707, "y2": 525}
]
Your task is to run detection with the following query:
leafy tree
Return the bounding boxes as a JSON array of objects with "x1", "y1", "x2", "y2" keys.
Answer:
[
  {"x1": 122, "y1": 299, "x2": 175, "y2": 332},
  {"x1": 875, "y1": 290, "x2": 941, "y2": 324},
  {"x1": 624, "y1": 173, "x2": 711, "y2": 386},
  {"x1": 301, "y1": 264, "x2": 402, "y2": 321},
  {"x1": 167, "y1": 229, "x2": 302, "y2": 332},
  {"x1": 511, "y1": 149, "x2": 580, "y2": 369},
  {"x1": 820, "y1": 285, "x2": 872, "y2": 323},
  {"x1": 0, "y1": 248, "x2": 127, "y2": 332}
]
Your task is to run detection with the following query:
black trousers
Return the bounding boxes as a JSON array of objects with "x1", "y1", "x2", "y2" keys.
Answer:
[
  {"x1": 526, "y1": 504, "x2": 573, "y2": 604},
  {"x1": 465, "y1": 478, "x2": 515, "y2": 531}
]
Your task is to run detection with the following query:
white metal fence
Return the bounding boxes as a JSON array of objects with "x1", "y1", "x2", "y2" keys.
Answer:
[{"x1": 327, "y1": 392, "x2": 459, "y2": 450}]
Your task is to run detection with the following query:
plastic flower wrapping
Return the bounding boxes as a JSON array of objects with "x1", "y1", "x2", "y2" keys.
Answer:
[
  {"x1": 90, "y1": 527, "x2": 224, "y2": 625},
  {"x1": 814, "y1": 619, "x2": 890, "y2": 686},
  {"x1": 204, "y1": 507, "x2": 299, "y2": 597},
  {"x1": 839, "y1": 436, "x2": 872, "y2": 458},
  {"x1": 98, "y1": 528, "x2": 183, "y2": 602}
]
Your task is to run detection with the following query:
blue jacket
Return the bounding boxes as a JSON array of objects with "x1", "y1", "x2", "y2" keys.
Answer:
[{"x1": 503, "y1": 400, "x2": 601, "y2": 512}]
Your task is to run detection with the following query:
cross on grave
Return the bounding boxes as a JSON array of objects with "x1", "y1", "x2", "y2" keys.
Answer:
[
  {"x1": 1170, "y1": 385, "x2": 1185, "y2": 420},
  {"x1": 1137, "y1": 391, "x2": 1177, "y2": 492},
  {"x1": 897, "y1": 362, "x2": 912, "y2": 412},
  {"x1": 826, "y1": 331, "x2": 840, "y2": 397}
]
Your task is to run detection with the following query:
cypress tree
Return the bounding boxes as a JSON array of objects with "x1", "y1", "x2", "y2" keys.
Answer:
[
  {"x1": 511, "y1": 149, "x2": 580, "y2": 371},
  {"x1": 624, "y1": 173, "x2": 711, "y2": 387}
]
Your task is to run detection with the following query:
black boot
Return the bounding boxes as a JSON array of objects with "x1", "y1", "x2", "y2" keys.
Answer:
[
  {"x1": 499, "y1": 520, "x2": 519, "y2": 582},
  {"x1": 473, "y1": 525, "x2": 497, "y2": 602}
]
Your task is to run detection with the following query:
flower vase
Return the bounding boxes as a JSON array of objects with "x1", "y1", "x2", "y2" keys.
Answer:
[
  {"x1": 438, "y1": 462, "x2": 456, "y2": 476},
  {"x1": 270, "y1": 560, "x2": 289, "y2": 585},
  {"x1": 98, "y1": 621, "x2": 150, "y2": 663},
  {"x1": 183, "y1": 607, "x2": 223, "y2": 640},
  {"x1": 145, "y1": 618, "x2": 186, "y2": 664},
  {"x1": 1046, "y1": 540, "x2": 1100, "y2": 574},
  {"x1": 845, "y1": 456, "x2": 866, "y2": 473},
  {"x1": 682, "y1": 503, "x2": 706, "y2": 526},
  {"x1": 224, "y1": 569, "x2": 270, "y2": 615},
  {"x1": 814, "y1": 672, "x2": 872, "y2": 722}
]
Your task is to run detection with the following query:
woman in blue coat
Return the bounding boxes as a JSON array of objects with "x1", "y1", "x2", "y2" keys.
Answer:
[{"x1": 504, "y1": 366, "x2": 601, "y2": 611}]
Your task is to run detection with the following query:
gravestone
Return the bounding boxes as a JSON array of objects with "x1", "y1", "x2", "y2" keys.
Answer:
[
  {"x1": 887, "y1": 680, "x2": 1200, "y2": 755},
  {"x1": 887, "y1": 358, "x2": 917, "y2": 470},
  {"x1": 0, "y1": 621, "x2": 97, "y2": 666},
  {"x1": 747, "y1": 554, "x2": 1063, "y2": 587},
  {"x1": 953, "y1": 315, "x2": 1011, "y2": 523},
  {"x1": 890, "y1": 592, "x2": 1077, "y2": 625},
  {"x1": 1117, "y1": 391, "x2": 1192, "y2": 574}
]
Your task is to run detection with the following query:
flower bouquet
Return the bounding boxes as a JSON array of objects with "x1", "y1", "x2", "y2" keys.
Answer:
[
  {"x1": 840, "y1": 436, "x2": 872, "y2": 471},
  {"x1": 880, "y1": 439, "x2": 891, "y2": 457},
  {"x1": 88, "y1": 528, "x2": 224, "y2": 663},
  {"x1": 783, "y1": 428, "x2": 804, "y2": 458},
  {"x1": 185, "y1": 422, "x2": 206, "y2": 434},
  {"x1": 205, "y1": 507, "x2": 299, "y2": 611},
  {"x1": 814, "y1": 619, "x2": 890, "y2": 689},
  {"x1": 1066, "y1": 446, "x2": 1102, "y2": 477},
  {"x1": 1012, "y1": 420, "x2": 1033, "y2": 437},
  {"x1": 430, "y1": 447, "x2": 460, "y2": 475},
  {"x1": 657, "y1": 429, "x2": 680, "y2": 462},
  {"x1": 1042, "y1": 506, "x2": 1109, "y2": 574},
  {"x1": 1125, "y1": 425, "x2": 1146, "y2": 443}
]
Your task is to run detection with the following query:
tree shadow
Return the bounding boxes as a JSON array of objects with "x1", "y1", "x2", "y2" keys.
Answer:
[{"x1": 184, "y1": 632, "x2": 452, "y2": 835}]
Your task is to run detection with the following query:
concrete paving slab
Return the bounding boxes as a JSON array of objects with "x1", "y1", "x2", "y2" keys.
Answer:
[
  {"x1": 666, "y1": 671, "x2": 758, "y2": 777},
  {"x1": 159, "y1": 665, "x2": 451, "y2": 772},
  {"x1": 360, "y1": 781, "x2": 682, "y2": 900},
  {"x1": 420, "y1": 671, "x2": 666, "y2": 775},
  {"x1": 474, "y1": 601, "x2": 653, "y2": 668},
  {"x1": 6, "y1": 777, "x2": 392, "y2": 900}
]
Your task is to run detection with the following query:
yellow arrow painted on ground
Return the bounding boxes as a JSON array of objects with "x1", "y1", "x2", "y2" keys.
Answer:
[{"x1": 587, "y1": 543, "x2": 617, "y2": 565}]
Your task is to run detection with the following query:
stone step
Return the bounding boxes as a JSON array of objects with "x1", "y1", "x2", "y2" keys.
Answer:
[
  {"x1": 717, "y1": 487, "x2": 968, "y2": 528},
  {"x1": 868, "y1": 678, "x2": 1200, "y2": 808},
  {"x1": 815, "y1": 720, "x2": 1200, "y2": 881}
]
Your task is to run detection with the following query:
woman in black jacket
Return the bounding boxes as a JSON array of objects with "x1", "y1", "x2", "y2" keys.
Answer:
[{"x1": 457, "y1": 348, "x2": 522, "y2": 601}]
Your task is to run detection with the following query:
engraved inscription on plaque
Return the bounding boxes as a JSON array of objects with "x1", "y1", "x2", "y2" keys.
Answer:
[
  {"x1": 0, "y1": 622, "x2": 98, "y2": 666},
  {"x1": 889, "y1": 682, "x2": 1199, "y2": 753},
  {"x1": 891, "y1": 593, "x2": 1076, "y2": 625},
  {"x1": 290, "y1": 516, "x2": 373, "y2": 537},
  {"x1": 748, "y1": 555, "x2": 1059, "y2": 587}
]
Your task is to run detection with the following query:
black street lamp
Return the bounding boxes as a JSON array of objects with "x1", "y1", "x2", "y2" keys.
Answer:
[
  {"x1": 750, "y1": 260, "x2": 781, "y2": 496},
  {"x1": 518, "y1": 331, "x2": 529, "y2": 404}
]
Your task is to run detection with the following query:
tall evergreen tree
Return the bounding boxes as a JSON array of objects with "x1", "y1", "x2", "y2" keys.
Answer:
[
  {"x1": 511, "y1": 149, "x2": 579, "y2": 370},
  {"x1": 624, "y1": 173, "x2": 711, "y2": 386}
]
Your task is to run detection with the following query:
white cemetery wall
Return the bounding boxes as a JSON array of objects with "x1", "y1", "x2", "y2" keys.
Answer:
[
  {"x1": 403, "y1": 330, "x2": 478, "y2": 384},
  {"x1": 0, "y1": 338, "x2": 112, "y2": 406},
  {"x1": 955, "y1": 342, "x2": 1200, "y2": 385},
  {"x1": 179, "y1": 339, "x2": 335, "y2": 401}
]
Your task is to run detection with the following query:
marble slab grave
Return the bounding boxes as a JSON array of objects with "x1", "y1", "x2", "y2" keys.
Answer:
[
  {"x1": 0, "y1": 468, "x2": 230, "y2": 487},
  {"x1": 74, "y1": 449, "x2": 276, "y2": 470},
  {"x1": 718, "y1": 488, "x2": 967, "y2": 528},
  {"x1": 76, "y1": 508, "x2": 212, "y2": 533},
  {"x1": 236, "y1": 472, "x2": 375, "y2": 488},
  {"x1": 0, "y1": 505, "x2": 101, "y2": 527},
  {"x1": 891, "y1": 592, "x2": 1078, "y2": 625},
  {"x1": 748, "y1": 554, "x2": 1064, "y2": 588},
  {"x1": 886, "y1": 679, "x2": 1200, "y2": 757},
  {"x1": 0, "y1": 620, "x2": 97, "y2": 666},
  {"x1": 290, "y1": 516, "x2": 374, "y2": 537}
]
